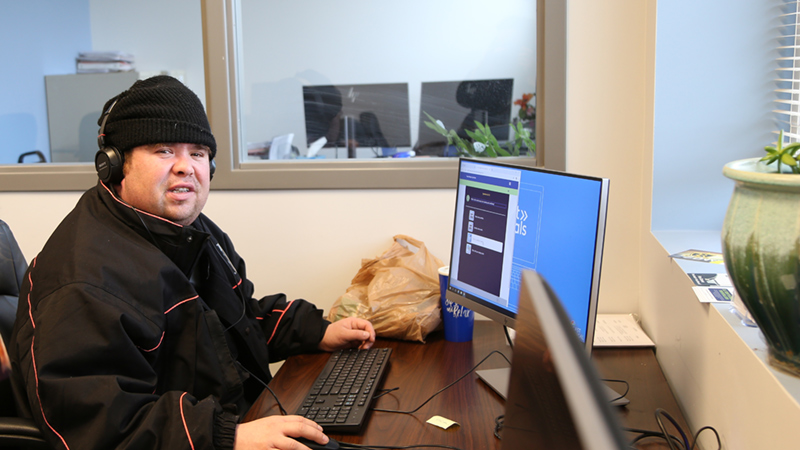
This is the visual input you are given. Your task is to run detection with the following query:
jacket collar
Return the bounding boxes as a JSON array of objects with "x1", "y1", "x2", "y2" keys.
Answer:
[{"x1": 96, "y1": 181, "x2": 210, "y2": 276}]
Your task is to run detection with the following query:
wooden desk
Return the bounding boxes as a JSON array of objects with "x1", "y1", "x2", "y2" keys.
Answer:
[{"x1": 245, "y1": 321, "x2": 689, "y2": 449}]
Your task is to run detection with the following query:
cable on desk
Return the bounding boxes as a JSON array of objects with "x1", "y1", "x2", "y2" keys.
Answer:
[
  {"x1": 503, "y1": 325, "x2": 514, "y2": 349},
  {"x1": 372, "y1": 350, "x2": 511, "y2": 415},
  {"x1": 336, "y1": 443, "x2": 463, "y2": 450},
  {"x1": 655, "y1": 408, "x2": 689, "y2": 450},
  {"x1": 601, "y1": 378, "x2": 630, "y2": 403},
  {"x1": 690, "y1": 426, "x2": 721, "y2": 450},
  {"x1": 235, "y1": 361, "x2": 288, "y2": 416},
  {"x1": 372, "y1": 387, "x2": 399, "y2": 400},
  {"x1": 624, "y1": 408, "x2": 720, "y2": 450},
  {"x1": 493, "y1": 414, "x2": 504, "y2": 440},
  {"x1": 625, "y1": 427, "x2": 685, "y2": 449}
]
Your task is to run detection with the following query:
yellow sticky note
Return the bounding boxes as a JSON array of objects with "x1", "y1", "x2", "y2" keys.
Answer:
[{"x1": 427, "y1": 415, "x2": 459, "y2": 430}]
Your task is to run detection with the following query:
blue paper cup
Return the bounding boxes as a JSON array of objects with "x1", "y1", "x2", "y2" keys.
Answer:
[{"x1": 439, "y1": 266, "x2": 474, "y2": 342}]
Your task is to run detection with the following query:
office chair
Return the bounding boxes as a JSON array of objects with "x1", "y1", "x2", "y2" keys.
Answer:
[
  {"x1": 16, "y1": 151, "x2": 46, "y2": 164},
  {"x1": 454, "y1": 79, "x2": 513, "y2": 140},
  {"x1": 359, "y1": 112, "x2": 390, "y2": 148},
  {"x1": 0, "y1": 219, "x2": 49, "y2": 449}
]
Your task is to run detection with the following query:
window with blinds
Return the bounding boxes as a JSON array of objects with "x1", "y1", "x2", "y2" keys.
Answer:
[{"x1": 777, "y1": 2, "x2": 800, "y2": 141}]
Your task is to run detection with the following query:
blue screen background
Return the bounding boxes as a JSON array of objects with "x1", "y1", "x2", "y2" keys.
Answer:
[{"x1": 512, "y1": 170, "x2": 603, "y2": 340}]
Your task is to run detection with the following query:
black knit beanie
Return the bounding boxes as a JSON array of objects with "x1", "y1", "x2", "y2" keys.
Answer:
[{"x1": 98, "y1": 75, "x2": 216, "y2": 158}]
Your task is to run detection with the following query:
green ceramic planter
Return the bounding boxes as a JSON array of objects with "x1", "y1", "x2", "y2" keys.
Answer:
[{"x1": 722, "y1": 157, "x2": 800, "y2": 377}]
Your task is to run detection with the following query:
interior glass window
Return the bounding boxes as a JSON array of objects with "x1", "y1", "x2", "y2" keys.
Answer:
[{"x1": 236, "y1": 0, "x2": 537, "y2": 163}]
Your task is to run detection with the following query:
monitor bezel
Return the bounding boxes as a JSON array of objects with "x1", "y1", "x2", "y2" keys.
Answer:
[{"x1": 445, "y1": 158, "x2": 610, "y2": 354}]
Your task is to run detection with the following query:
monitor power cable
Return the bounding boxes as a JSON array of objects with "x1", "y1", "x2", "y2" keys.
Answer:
[
  {"x1": 503, "y1": 325, "x2": 514, "y2": 349},
  {"x1": 602, "y1": 378, "x2": 630, "y2": 404},
  {"x1": 624, "y1": 408, "x2": 720, "y2": 450}
]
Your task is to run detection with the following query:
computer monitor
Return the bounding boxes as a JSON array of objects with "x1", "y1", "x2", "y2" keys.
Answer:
[
  {"x1": 501, "y1": 270, "x2": 628, "y2": 449},
  {"x1": 446, "y1": 158, "x2": 609, "y2": 349},
  {"x1": 415, "y1": 79, "x2": 514, "y2": 156},
  {"x1": 302, "y1": 83, "x2": 411, "y2": 154}
]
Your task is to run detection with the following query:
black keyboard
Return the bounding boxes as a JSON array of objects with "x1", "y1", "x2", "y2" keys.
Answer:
[{"x1": 296, "y1": 347, "x2": 392, "y2": 433}]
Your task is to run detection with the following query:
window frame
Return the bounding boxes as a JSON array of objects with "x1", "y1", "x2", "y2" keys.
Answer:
[
  {"x1": 202, "y1": 0, "x2": 543, "y2": 190},
  {"x1": 0, "y1": 0, "x2": 558, "y2": 192}
]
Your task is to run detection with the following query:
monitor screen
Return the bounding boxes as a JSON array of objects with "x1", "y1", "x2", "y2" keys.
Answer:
[
  {"x1": 501, "y1": 270, "x2": 627, "y2": 449},
  {"x1": 446, "y1": 159, "x2": 609, "y2": 349},
  {"x1": 416, "y1": 79, "x2": 514, "y2": 156},
  {"x1": 302, "y1": 83, "x2": 411, "y2": 150}
]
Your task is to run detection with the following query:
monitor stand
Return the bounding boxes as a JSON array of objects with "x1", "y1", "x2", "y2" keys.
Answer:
[{"x1": 476, "y1": 367, "x2": 630, "y2": 407}]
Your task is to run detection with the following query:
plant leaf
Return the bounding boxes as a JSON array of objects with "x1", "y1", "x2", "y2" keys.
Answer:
[
  {"x1": 785, "y1": 142, "x2": 800, "y2": 156},
  {"x1": 760, "y1": 154, "x2": 778, "y2": 164},
  {"x1": 424, "y1": 121, "x2": 445, "y2": 134}
]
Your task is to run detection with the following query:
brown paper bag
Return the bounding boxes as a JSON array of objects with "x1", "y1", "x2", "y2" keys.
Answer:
[{"x1": 327, "y1": 235, "x2": 444, "y2": 342}]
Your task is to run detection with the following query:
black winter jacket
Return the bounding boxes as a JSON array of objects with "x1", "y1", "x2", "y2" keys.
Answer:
[{"x1": 10, "y1": 182, "x2": 329, "y2": 450}]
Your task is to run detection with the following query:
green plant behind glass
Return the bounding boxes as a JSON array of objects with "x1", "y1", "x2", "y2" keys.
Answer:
[
  {"x1": 422, "y1": 112, "x2": 534, "y2": 158},
  {"x1": 761, "y1": 129, "x2": 800, "y2": 173}
]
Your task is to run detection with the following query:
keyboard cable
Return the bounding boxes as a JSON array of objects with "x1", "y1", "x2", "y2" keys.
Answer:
[{"x1": 371, "y1": 350, "x2": 511, "y2": 415}]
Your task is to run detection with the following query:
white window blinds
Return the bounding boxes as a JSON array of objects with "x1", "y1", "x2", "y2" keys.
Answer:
[{"x1": 777, "y1": 2, "x2": 800, "y2": 141}]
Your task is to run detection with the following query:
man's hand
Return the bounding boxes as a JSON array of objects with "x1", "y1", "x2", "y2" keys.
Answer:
[
  {"x1": 234, "y1": 415, "x2": 328, "y2": 450},
  {"x1": 319, "y1": 317, "x2": 376, "y2": 352}
]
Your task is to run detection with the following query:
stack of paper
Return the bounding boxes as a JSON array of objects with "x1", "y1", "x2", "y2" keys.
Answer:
[
  {"x1": 76, "y1": 51, "x2": 135, "y2": 74},
  {"x1": 593, "y1": 314, "x2": 655, "y2": 347}
]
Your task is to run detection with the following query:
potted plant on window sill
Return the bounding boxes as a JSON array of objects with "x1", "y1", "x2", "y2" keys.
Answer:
[{"x1": 722, "y1": 130, "x2": 800, "y2": 377}]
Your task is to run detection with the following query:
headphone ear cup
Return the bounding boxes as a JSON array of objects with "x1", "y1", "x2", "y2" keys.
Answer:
[
  {"x1": 210, "y1": 159, "x2": 216, "y2": 181},
  {"x1": 95, "y1": 146, "x2": 125, "y2": 184}
]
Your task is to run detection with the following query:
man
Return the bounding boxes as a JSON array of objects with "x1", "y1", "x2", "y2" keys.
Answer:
[{"x1": 10, "y1": 76, "x2": 375, "y2": 450}]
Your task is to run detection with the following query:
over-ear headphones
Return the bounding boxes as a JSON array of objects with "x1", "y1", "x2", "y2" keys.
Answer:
[
  {"x1": 95, "y1": 99, "x2": 125, "y2": 184},
  {"x1": 95, "y1": 99, "x2": 216, "y2": 184}
]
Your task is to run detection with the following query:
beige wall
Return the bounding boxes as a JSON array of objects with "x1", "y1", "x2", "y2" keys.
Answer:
[
  {"x1": 0, "y1": 189, "x2": 456, "y2": 315},
  {"x1": 564, "y1": 0, "x2": 653, "y2": 315}
]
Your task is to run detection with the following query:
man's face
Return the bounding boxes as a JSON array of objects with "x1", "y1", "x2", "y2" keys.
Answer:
[{"x1": 116, "y1": 143, "x2": 211, "y2": 226}]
